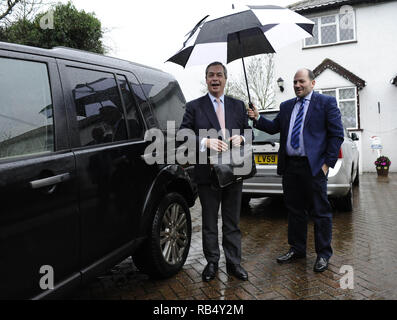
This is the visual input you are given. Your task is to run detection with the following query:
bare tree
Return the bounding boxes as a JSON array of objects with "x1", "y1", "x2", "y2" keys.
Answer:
[
  {"x1": 226, "y1": 54, "x2": 276, "y2": 110},
  {"x1": 0, "y1": 0, "x2": 22, "y2": 23},
  {"x1": 0, "y1": 0, "x2": 46, "y2": 26}
]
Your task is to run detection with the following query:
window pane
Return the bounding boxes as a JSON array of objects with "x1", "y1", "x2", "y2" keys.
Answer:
[
  {"x1": 339, "y1": 88, "x2": 355, "y2": 99},
  {"x1": 68, "y1": 67, "x2": 127, "y2": 146},
  {"x1": 305, "y1": 18, "x2": 319, "y2": 46},
  {"x1": 322, "y1": 90, "x2": 337, "y2": 97},
  {"x1": 0, "y1": 58, "x2": 54, "y2": 159},
  {"x1": 321, "y1": 15, "x2": 335, "y2": 24},
  {"x1": 321, "y1": 25, "x2": 337, "y2": 44},
  {"x1": 117, "y1": 75, "x2": 144, "y2": 140},
  {"x1": 339, "y1": 101, "x2": 357, "y2": 128},
  {"x1": 339, "y1": 13, "x2": 354, "y2": 41},
  {"x1": 135, "y1": 68, "x2": 186, "y2": 131}
]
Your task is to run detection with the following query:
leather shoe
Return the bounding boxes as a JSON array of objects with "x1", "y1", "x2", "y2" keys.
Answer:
[
  {"x1": 202, "y1": 262, "x2": 218, "y2": 282},
  {"x1": 276, "y1": 249, "x2": 306, "y2": 264},
  {"x1": 313, "y1": 257, "x2": 329, "y2": 272},
  {"x1": 226, "y1": 263, "x2": 248, "y2": 281}
]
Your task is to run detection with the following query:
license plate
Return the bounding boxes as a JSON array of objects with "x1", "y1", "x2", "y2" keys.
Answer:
[{"x1": 255, "y1": 154, "x2": 278, "y2": 165}]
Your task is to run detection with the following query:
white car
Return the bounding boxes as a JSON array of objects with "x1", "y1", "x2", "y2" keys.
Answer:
[{"x1": 243, "y1": 110, "x2": 360, "y2": 212}]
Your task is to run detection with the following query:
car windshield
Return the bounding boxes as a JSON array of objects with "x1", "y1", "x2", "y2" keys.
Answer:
[{"x1": 251, "y1": 111, "x2": 280, "y2": 144}]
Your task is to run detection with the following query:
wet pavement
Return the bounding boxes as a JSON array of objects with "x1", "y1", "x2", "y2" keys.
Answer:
[{"x1": 71, "y1": 173, "x2": 397, "y2": 300}]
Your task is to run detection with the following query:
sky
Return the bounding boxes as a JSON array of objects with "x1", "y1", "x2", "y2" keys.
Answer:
[{"x1": 58, "y1": 0, "x2": 297, "y2": 100}]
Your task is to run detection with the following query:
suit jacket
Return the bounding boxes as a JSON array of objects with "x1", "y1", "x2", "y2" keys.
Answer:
[
  {"x1": 179, "y1": 94, "x2": 251, "y2": 184},
  {"x1": 254, "y1": 91, "x2": 344, "y2": 177}
]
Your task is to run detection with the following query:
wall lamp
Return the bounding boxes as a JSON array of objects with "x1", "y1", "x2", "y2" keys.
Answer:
[
  {"x1": 277, "y1": 77, "x2": 285, "y2": 92},
  {"x1": 390, "y1": 76, "x2": 397, "y2": 86}
]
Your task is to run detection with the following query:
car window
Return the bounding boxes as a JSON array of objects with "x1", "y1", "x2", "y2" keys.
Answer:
[
  {"x1": 0, "y1": 57, "x2": 54, "y2": 160},
  {"x1": 117, "y1": 75, "x2": 144, "y2": 140},
  {"x1": 252, "y1": 112, "x2": 280, "y2": 143},
  {"x1": 132, "y1": 68, "x2": 186, "y2": 131},
  {"x1": 67, "y1": 67, "x2": 128, "y2": 146}
]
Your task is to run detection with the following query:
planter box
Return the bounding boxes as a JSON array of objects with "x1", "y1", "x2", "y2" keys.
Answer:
[{"x1": 376, "y1": 166, "x2": 389, "y2": 176}]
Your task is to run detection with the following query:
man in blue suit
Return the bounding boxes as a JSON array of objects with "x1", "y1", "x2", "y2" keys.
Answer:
[
  {"x1": 248, "y1": 68, "x2": 344, "y2": 272},
  {"x1": 180, "y1": 62, "x2": 251, "y2": 281}
]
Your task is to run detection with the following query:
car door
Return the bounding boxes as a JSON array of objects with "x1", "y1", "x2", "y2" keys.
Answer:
[
  {"x1": 57, "y1": 61, "x2": 156, "y2": 271},
  {"x1": 0, "y1": 51, "x2": 79, "y2": 299}
]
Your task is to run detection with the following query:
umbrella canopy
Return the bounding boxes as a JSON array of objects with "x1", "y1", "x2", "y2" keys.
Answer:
[{"x1": 167, "y1": 5, "x2": 314, "y2": 68}]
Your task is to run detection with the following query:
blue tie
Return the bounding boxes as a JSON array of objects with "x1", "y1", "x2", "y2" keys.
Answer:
[{"x1": 290, "y1": 98, "x2": 306, "y2": 149}]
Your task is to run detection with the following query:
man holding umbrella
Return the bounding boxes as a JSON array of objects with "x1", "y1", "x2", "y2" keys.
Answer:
[
  {"x1": 169, "y1": 5, "x2": 317, "y2": 278},
  {"x1": 179, "y1": 62, "x2": 251, "y2": 282},
  {"x1": 248, "y1": 68, "x2": 344, "y2": 272}
]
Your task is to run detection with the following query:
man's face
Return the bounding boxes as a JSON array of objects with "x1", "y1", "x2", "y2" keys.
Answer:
[
  {"x1": 206, "y1": 64, "x2": 226, "y2": 98},
  {"x1": 294, "y1": 70, "x2": 315, "y2": 98}
]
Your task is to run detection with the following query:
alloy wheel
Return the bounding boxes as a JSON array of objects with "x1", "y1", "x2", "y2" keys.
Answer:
[{"x1": 160, "y1": 203, "x2": 188, "y2": 265}]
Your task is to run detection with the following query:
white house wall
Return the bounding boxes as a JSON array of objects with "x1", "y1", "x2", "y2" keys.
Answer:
[
  {"x1": 273, "y1": 1, "x2": 397, "y2": 172},
  {"x1": 315, "y1": 68, "x2": 354, "y2": 88}
]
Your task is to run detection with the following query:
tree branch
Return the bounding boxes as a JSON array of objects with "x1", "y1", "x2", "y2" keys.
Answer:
[{"x1": 0, "y1": 0, "x2": 22, "y2": 21}]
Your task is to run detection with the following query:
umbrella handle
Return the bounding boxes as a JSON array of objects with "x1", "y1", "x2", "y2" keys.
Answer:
[
  {"x1": 237, "y1": 32, "x2": 253, "y2": 109},
  {"x1": 241, "y1": 56, "x2": 254, "y2": 110}
]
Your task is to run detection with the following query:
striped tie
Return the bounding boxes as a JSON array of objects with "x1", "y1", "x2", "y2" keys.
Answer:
[{"x1": 290, "y1": 98, "x2": 306, "y2": 149}]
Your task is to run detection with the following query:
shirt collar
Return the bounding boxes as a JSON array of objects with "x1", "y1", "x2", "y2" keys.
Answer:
[
  {"x1": 208, "y1": 92, "x2": 224, "y2": 104},
  {"x1": 297, "y1": 90, "x2": 313, "y2": 103}
]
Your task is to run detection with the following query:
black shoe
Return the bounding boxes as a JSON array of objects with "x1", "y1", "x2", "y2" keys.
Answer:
[
  {"x1": 226, "y1": 263, "x2": 248, "y2": 281},
  {"x1": 313, "y1": 257, "x2": 329, "y2": 272},
  {"x1": 276, "y1": 249, "x2": 306, "y2": 264},
  {"x1": 202, "y1": 262, "x2": 218, "y2": 282}
]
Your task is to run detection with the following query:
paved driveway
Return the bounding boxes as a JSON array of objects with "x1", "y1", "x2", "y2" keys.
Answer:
[{"x1": 72, "y1": 173, "x2": 397, "y2": 300}]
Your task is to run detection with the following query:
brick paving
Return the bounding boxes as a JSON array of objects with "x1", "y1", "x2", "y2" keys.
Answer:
[{"x1": 71, "y1": 173, "x2": 397, "y2": 300}]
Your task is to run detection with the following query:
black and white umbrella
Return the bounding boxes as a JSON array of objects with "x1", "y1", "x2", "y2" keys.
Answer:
[{"x1": 167, "y1": 5, "x2": 314, "y2": 105}]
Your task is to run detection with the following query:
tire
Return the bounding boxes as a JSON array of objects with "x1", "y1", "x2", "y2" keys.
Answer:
[
  {"x1": 335, "y1": 182, "x2": 353, "y2": 212},
  {"x1": 132, "y1": 193, "x2": 192, "y2": 278}
]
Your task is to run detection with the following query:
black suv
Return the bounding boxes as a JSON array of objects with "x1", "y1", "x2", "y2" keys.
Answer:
[{"x1": 0, "y1": 42, "x2": 197, "y2": 299}]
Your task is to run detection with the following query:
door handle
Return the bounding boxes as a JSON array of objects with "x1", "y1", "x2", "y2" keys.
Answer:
[{"x1": 30, "y1": 173, "x2": 71, "y2": 189}]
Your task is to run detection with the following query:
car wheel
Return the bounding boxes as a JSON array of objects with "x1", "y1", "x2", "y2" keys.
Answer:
[
  {"x1": 132, "y1": 192, "x2": 191, "y2": 278},
  {"x1": 335, "y1": 182, "x2": 353, "y2": 212}
]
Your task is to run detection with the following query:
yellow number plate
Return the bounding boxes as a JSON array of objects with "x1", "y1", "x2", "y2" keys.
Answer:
[{"x1": 255, "y1": 154, "x2": 278, "y2": 165}]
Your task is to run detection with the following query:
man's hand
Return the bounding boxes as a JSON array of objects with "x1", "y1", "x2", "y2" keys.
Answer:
[
  {"x1": 248, "y1": 104, "x2": 259, "y2": 120},
  {"x1": 206, "y1": 138, "x2": 229, "y2": 152},
  {"x1": 322, "y1": 164, "x2": 329, "y2": 176},
  {"x1": 229, "y1": 135, "x2": 243, "y2": 147}
]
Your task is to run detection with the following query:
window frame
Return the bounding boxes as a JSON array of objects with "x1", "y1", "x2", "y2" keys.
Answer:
[
  {"x1": 303, "y1": 10, "x2": 357, "y2": 48},
  {"x1": 115, "y1": 73, "x2": 146, "y2": 139},
  {"x1": 317, "y1": 86, "x2": 359, "y2": 130}
]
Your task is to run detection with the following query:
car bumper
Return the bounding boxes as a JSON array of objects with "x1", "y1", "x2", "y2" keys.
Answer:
[{"x1": 242, "y1": 161, "x2": 351, "y2": 198}]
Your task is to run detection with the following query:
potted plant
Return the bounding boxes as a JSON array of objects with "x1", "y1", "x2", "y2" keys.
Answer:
[{"x1": 375, "y1": 155, "x2": 391, "y2": 176}]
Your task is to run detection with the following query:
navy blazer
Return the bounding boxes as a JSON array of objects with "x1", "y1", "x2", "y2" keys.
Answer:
[
  {"x1": 180, "y1": 94, "x2": 251, "y2": 184},
  {"x1": 254, "y1": 91, "x2": 344, "y2": 177}
]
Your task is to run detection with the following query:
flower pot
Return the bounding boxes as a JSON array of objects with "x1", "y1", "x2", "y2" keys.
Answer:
[{"x1": 376, "y1": 166, "x2": 389, "y2": 176}]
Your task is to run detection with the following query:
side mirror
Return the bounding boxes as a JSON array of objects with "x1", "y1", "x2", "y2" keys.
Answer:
[{"x1": 350, "y1": 133, "x2": 359, "y2": 141}]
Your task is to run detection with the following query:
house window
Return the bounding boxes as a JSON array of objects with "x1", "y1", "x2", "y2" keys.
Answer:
[
  {"x1": 304, "y1": 10, "x2": 356, "y2": 47},
  {"x1": 317, "y1": 87, "x2": 358, "y2": 130}
]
